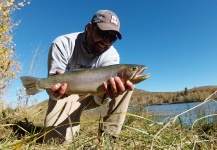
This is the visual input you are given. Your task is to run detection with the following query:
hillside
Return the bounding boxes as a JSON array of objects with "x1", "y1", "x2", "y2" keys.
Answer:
[{"x1": 130, "y1": 86, "x2": 217, "y2": 106}]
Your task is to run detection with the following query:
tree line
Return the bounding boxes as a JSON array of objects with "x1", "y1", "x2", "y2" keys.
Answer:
[{"x1": 130, "y1": 86, "x2": 217, "y2": 106}]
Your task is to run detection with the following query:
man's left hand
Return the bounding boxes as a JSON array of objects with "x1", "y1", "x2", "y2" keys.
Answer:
[{"x1": 102, "y1": 77, "x2": 134, "y2": 99}]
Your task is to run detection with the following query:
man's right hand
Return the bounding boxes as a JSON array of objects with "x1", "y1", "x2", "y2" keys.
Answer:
[{"x1": 49, "y1": 70, "x2": 68, "y2": 99}]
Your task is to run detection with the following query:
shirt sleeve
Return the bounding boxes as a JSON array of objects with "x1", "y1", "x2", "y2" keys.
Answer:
[{"x1": 47, "y1": 38, "x2": 70, "y2": 76}]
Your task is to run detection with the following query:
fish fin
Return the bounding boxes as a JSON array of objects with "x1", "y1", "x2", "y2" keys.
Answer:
[
  {"x1": 20, "y1": 76, "x2": 43, "y2": 95},
  {"x1": 77, "y1": 94, "x2": 91, "y2": 102}
]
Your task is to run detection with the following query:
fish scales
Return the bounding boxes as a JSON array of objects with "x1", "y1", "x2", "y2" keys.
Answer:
[{"x1": 20, "y1": 64, "x2": 151, "y2": 96}]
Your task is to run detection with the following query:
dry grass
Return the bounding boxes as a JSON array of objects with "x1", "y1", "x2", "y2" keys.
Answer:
[{"x1": 0, "y1": 91, "x2": 217, "y2": 149}]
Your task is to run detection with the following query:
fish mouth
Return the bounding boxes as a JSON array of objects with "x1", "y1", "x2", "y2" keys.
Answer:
[
  {"x1": 132, "y1": 66, "x2": 151, "y2": 84},
  {"x1": 137, "y1": 66, "x2": 147, "y2": 76}
]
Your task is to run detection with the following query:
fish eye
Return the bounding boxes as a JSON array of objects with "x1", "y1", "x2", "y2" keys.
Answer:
[{"x1": 132, "y1": 67, "x2": 138, "y2": 71}]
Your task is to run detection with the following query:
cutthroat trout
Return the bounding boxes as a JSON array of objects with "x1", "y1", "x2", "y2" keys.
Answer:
[{"x1": 20, "y1": 64, "x2": 151, "y2": 95}]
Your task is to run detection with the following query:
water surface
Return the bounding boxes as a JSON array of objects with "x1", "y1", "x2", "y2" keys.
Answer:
[{"x1": 144, "y1": 101, "x2": 217, "y2": 124}]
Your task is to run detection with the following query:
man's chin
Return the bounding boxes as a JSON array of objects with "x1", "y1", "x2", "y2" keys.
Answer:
[
  {"x1": 93, "y1": 51, "x2": 105, "y2": 56},
  {"x1": 93, "y1": 48, "x2": 107, "y2": 56}
]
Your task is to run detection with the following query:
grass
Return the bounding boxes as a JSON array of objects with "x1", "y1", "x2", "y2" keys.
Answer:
[{"x1": 0, "y1": 91, "x2": 217, "y2": 149}]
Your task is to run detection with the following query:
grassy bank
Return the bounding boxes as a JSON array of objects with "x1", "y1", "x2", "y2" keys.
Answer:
[{"x1": 1, "y1": 94, "x2": 217, "y2": 149}]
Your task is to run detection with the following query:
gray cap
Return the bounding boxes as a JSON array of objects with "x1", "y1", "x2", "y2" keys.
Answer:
[{"x1": 91, "y1": 10, "x2": 122, "y2": 39}]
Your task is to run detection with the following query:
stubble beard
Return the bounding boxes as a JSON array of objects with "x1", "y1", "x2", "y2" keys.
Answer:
[{"x1": 87, "y1": 31, "x2": 109, "y2": 56}]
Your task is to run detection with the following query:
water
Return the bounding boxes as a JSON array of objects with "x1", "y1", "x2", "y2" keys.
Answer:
[{"x1": 143, "y1": 101, "x2": 217, "y2": 124}]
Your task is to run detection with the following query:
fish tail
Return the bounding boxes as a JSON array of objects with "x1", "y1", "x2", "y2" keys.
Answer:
[{"x1": 20, "y1": 76, "x2": 44, "y2": 95}]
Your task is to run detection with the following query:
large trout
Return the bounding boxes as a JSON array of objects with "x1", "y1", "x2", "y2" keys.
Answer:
[{"x1": 20, "y1": 64, "x2": 150, "y2": 95}]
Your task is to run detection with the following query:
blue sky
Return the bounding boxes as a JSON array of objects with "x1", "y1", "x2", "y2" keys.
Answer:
[{"x1": 7, "y1": 0, "x2": 217, "y2": 103}]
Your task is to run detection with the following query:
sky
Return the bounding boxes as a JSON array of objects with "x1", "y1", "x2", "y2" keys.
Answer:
[{"x1": 6, "y1": 0, "x2": 217, "y2": 104}]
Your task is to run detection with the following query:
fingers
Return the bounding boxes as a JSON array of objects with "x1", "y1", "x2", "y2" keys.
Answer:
[
  {"x1": 115, "y1": 77, "x2": 126, "y2": 93},
  {"x1": 103, "y1": 77, "x2": 134, "y2": 99},
  {"x1": 58, "y1": 83, "x2": 67, "y2": 96},
  {"x1": 56, "y1": 70, "x2": 62, "y2": 75},
  {"x1": 49, "y1": 70, "x2": 68, "y2": 99},
  {"x1": 126, "y1": 80, "x2": 134, "y2": 91},
  {"x1": 50, "y1": 83, "x2": 68, "y2": 99},
  {"x1": 50, "y1": 83, "x2": 62, "y2": 92},
  {"x1": 102, "y1": 82, "x2": 111, "y2": 97},
  {"x1": 109, "y1": 77, "x2": 118, "y2": 94}
]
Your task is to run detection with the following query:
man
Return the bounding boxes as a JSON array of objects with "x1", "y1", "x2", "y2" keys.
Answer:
[{"x1": 43, "y1": 10, "x2": 134, "y2": 143}]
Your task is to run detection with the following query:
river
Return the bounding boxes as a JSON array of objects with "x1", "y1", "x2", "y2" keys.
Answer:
[{"x1": 143, "y1": 100, "x2": 217, "y2": 124}]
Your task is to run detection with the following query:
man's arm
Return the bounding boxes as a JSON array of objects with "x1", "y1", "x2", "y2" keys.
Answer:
[{"x1": 47, "y1": 37, "x2": 70, "y2": 99}]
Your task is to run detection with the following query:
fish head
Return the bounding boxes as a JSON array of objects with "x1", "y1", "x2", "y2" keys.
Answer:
[{"x1": 117, "y1": 65, "x2": 151, "y2": 84}]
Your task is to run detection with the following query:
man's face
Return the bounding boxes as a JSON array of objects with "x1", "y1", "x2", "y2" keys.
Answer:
[{"x1": 87, "y1": 24, "x2": 117, "y2": 56}]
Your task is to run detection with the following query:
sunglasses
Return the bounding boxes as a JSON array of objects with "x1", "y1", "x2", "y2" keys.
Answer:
[{"x1": 94, "y1": 24, "x2": 117, "y2": 43}]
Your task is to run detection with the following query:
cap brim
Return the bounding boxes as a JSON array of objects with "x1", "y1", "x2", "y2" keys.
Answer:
[{"x1": 97, "y1": 23, "x2": 122, "y2": 40}]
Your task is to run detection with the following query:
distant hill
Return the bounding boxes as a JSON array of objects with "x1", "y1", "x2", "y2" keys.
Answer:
[{"x1": 130, "y1": 86, "x2": 217, "y2": 106}]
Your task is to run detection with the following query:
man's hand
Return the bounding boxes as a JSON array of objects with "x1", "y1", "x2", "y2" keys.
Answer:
[
  {"x1": 102, "y1": 77, "x2": 134, "y2": 99},
  {"x1": 49, "y1": 70, "x2": 68, "y2": 99}
]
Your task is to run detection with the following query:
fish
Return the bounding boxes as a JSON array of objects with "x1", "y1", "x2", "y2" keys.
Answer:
[{"x1": 20, "y1": 64, "x2": 151, "y2": 96}]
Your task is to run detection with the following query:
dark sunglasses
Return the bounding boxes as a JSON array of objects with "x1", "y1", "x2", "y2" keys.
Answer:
[{"x1": 94, "y1": 24, "x2": 117, "y2": 43}]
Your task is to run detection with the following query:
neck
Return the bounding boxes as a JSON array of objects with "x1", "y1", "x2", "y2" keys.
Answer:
[{"x1": 82, "y1": 32, "x2": 94, "y2": 56}]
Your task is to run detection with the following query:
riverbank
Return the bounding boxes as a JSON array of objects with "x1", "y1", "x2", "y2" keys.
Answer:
[
  {"x1": 0, "y1": 86, "x2": 216, "y2": 149},
  {"x1": 1, "y1": 100, "x2": 216, "y2": 149}
]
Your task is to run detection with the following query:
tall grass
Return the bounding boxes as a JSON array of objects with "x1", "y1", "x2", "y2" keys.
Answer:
[{"x1": 0, "y1": 91, "x2": 217, "y2": 149}]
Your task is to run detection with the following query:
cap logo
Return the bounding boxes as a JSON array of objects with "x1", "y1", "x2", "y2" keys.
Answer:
[{"x1": 110, "y1": 15, "x2": 118, "y2": 26}]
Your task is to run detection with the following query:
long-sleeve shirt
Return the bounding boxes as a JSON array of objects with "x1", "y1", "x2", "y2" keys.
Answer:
[{"x1": 48, "y1": 32, "x2": 120, "y2": 75}]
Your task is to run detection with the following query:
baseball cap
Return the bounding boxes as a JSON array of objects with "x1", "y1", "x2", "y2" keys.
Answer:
[{"x1": 91, "y1": 10, "x2": 122, "y2": 40}]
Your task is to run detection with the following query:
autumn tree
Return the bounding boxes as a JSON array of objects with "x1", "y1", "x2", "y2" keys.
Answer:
[{"x1": 0, "y1": 0, "x2": 29, "y2": 97}]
